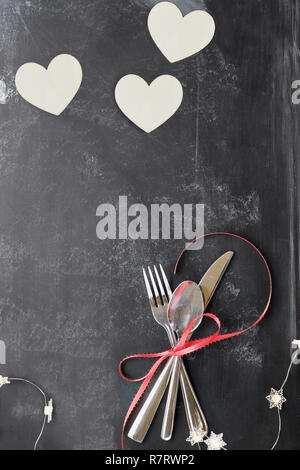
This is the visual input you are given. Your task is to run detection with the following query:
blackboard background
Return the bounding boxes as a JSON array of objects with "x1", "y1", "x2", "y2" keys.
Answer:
[{"x1": 0, "y1": 0, "x2": 299, "y2": 450}]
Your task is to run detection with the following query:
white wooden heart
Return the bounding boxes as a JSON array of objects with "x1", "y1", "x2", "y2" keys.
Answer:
[
  {"x1": 148, "y1": 2, "x2": 215, "y2": 63},
  {"x1": 15, "y1": 54, "x2": 82, "y2": 116},
  {"x1": 115, "y1": 74, "x2": 183, "y2": 133}
]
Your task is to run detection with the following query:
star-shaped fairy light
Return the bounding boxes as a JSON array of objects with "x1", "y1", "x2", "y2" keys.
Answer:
[
  {"x1": 266, "y1": 388, "x2": 286, "y2": 410},
  {"x1": 204, "y1": 431, "x2": 227, "y2": 451},
  {"x1": 186, "y1": 427, "x2": 207, "y2": 446},
  {"x1": 0, "y1": 375, "x2": 10, "y2": 388}
]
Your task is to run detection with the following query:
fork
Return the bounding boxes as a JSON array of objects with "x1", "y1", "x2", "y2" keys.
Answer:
[{"x1": 127, "y1": 265, "x2": 207, "y2": 443}]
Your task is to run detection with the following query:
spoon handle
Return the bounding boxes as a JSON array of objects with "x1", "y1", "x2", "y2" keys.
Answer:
[
  {"x1": 161, "y1": 357, "x2": 208, "y2": 441},
  {"x1": 161, "y1": 356, "x2": 181, "y2": 440}
]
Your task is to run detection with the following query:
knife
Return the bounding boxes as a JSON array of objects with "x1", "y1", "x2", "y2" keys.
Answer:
[{"x1": 128, "y1": 251, "x2": 234, "y2": 443}]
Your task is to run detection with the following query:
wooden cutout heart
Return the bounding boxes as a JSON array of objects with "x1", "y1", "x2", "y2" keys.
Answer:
[
  {"x1": 15, "y1": 54, "x2": 82, "y2": 116},
  {"x1": 148, "y1": 2, "x2": 215, "y2": 63},
  {"x1": 115, "y1": 74, "x2": 183, "y2": 133}
]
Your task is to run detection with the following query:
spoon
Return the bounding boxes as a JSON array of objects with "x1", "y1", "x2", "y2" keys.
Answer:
[{"x1": 161, "y1": 281, "x2": 204, "y2": 440}]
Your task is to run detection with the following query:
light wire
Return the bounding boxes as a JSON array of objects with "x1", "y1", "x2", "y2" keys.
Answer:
[
  {"x1": 8, "y1": 377, "x2": 49, "y2": 450},
  {"x1": 271, "y1": 349, "x2": 299, "y2": 450}
]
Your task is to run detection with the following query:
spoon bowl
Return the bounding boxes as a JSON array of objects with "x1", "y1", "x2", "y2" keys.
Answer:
[{"x1": 168, "y1": 281, "x2": 204, "y2": 337}]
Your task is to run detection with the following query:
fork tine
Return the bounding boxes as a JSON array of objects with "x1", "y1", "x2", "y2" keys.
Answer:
[
  {"x1": 143, "y1": 268, "x2": 153, "y2": 300},
  {"x1": 153, "y1": 266, "x2": 167, "y2": 305},
  {"x1": 148, "y1": 266, "x2": 162, "y2": 305},
  {"x1": 159, "y1": 264, "x2": 173, "y2": 300}
]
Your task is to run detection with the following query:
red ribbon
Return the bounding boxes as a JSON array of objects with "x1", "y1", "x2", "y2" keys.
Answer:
[{"x1": 119, "y1": 232, "x2": 273, "y2": 450}]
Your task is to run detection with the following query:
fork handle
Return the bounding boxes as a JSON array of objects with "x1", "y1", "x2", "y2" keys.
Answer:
[
  {"x1": 161, "y1": 358, "x2": 208, "y2": 440},
  {"x1": 127, "y1": 356, "x2": 175, "y2": 443}
]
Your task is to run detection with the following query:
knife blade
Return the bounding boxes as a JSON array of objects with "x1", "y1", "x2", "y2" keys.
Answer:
[{"x1": 201, "y1": 251, "x2": 234, "y2": 309}]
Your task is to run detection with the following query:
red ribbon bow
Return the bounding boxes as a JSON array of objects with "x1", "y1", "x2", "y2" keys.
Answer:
[{"x1": 119, "y1": 233, "x2": 273, "y2": 450}]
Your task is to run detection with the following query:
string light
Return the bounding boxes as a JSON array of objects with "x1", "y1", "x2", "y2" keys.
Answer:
[
  {"x1": 0, "y1": 375, "x2": 53, "y2": 450},
  {"x1": 269, "y1": 340, "x2": 300, "y2": 450}
]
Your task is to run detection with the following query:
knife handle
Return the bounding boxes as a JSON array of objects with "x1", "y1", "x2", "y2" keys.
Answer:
[
  {"x1": 180, "y1": 361, "x2": 208, "y2": 435},
  {"x1": 127, "y1": 356, "x2": 175, "y2": 443}
]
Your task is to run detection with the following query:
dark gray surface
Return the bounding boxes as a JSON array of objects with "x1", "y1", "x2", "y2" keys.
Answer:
[{"x1": 0, "y1": 0, "x2": 299, "y2": 450}]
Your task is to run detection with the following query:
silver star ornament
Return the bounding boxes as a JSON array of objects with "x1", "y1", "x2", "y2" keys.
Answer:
[
  {"x1": 186, "y1": 427, "x2": 207, "y2": 446},
  {"x1": 204, "y1": 431, "x2": 227, "y2": 450},
  {"x1": 266, "y1": 388, "x2": 286, "y2": 410}
]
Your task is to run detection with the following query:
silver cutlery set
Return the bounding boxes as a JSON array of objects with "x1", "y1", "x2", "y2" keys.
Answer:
[{"x1": 128, "y1": 251, "x2": 234, "y2": 444}]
